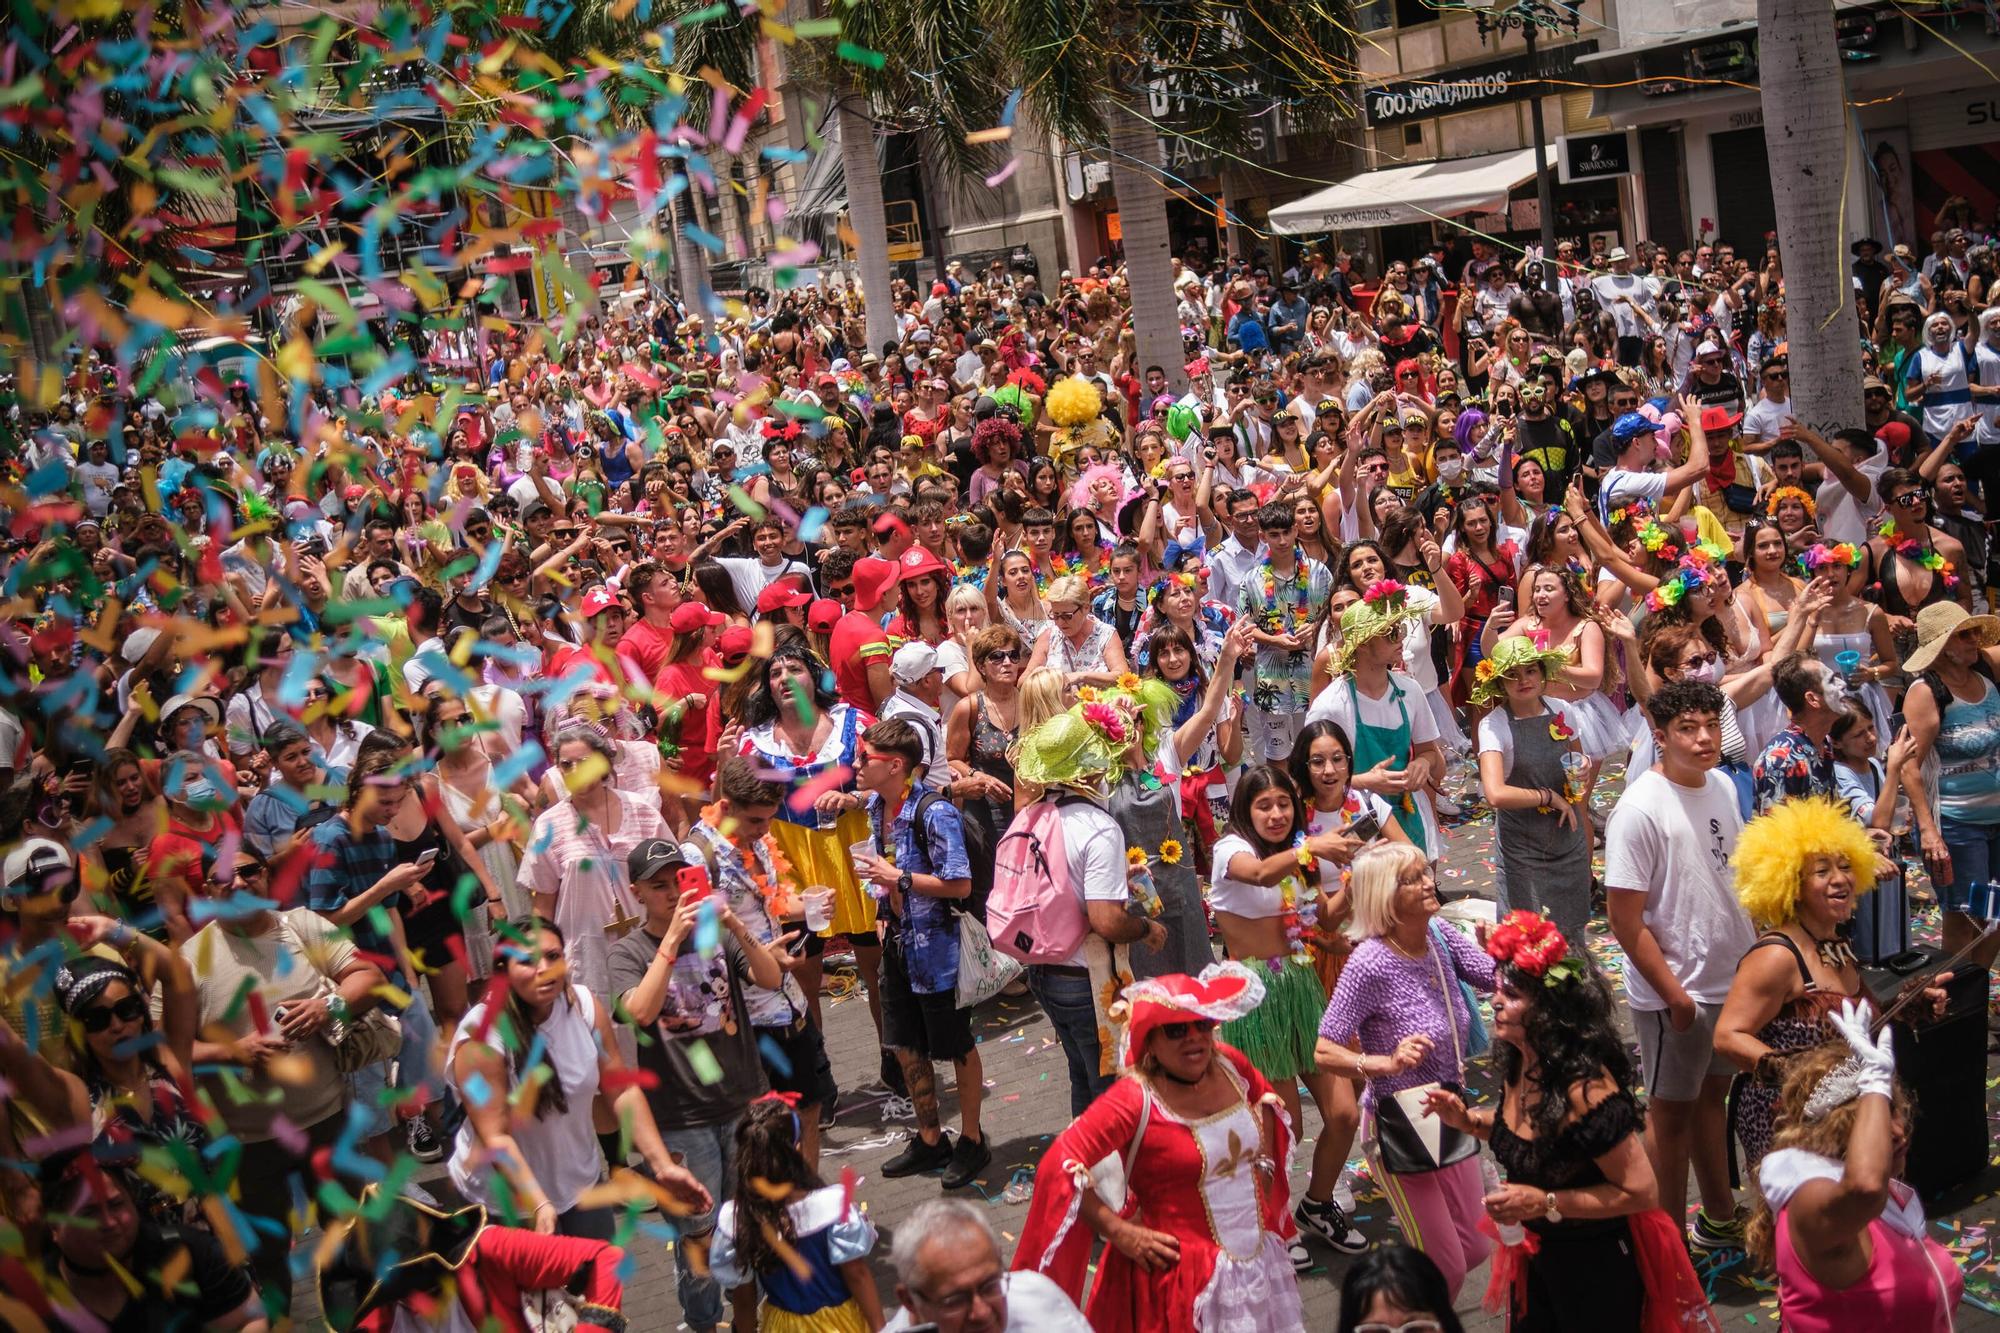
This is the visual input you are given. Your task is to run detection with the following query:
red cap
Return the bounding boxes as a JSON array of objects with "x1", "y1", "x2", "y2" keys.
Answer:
[
  {"x1": 851, "y1": 555, "x2": 901, "y2": 609},
  {"x1": 1877, "y1": 421, "x2": 1911, "y2": 451},
  {"x1": 717, "y1": 626, "x2": 754, "y2": 660},
  {"x1": 872, "y1": 511, "x2": 911, "y2": 538},
  {"x1": 580, "y1": 586, "x2": 623, "y2": 617},
  {"x1": 807, "y1": 599, "x2": 844, "y2": 634},
  {"x1": 1699, "y1": 405, "x2": 1743, "y2": 434},
  {"x1": 756, "y1": 577, "x2": 814, "y2": 614},
  {"x1": 670, "y1": 602, "x2": 726, "y2": 633},
  {"x1": 898, "y1": 545, "x2": 950, "y2": 581}
]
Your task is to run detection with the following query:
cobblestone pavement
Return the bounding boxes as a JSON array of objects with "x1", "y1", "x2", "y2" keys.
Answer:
[{"x1": 294, "y1": 778, "x2": 2000, "y2": 1330}]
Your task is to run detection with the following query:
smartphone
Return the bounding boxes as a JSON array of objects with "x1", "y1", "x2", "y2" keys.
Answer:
[
  {"x1": 676, "y1": 865, "x2": 712, "y2": 900},
  {"x1": 1496, "y1": 587, "x2": 1516, "y2": 611},
  {"x1": 1496, "y1": 399, "x2": 1515, "y2": 418},
  {"x1": 1348, "y1": 811, "x2": 1383, "y2": 844},
  {"x1": 414, "y1": 847, "x2": 442, "y2": 867}
]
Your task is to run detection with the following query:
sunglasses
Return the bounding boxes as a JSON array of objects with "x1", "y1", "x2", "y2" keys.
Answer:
[
  {"x1": 1766, "y1": 371, "x2": 1789, "y2": 381},
  {"x1": 980, "y1": 649, "x2": 1021, "y2": 665},
  {"x1": 79, "y1": 995, "x2": 146, "y2": 1034},
  {"x1": 1158, "y1": 1019, "x2": 1218, "y2": 1040},
  {"x1": 828, "y1": 582, "x2": 856, "y2": 597},
  {"x1": 1892, "y1": 491, "x2": 1928, "y2": 507}
]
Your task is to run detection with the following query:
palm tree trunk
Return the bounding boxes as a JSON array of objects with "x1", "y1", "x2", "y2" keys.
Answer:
[
  {"x1": 1757, "y1": 0, "x2": 1862, "y2": 431},
  {"x1": 671, "y1": 177, "x2": 710, "y2": 316},
  {"x1": 837, "y1": 91, "x2": 897, "y2": 355},
  {"x1": 1105, "y1": 95, "x2": 1184, "y2": 393}
]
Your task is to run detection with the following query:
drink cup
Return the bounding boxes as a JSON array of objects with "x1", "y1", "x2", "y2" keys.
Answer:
[
  {"x1": 803, "y1": 887, "x2": 835, "y2": 932},
  {"x1": 1559, "y1": 751, "x2": 1589, "y2": 805}
]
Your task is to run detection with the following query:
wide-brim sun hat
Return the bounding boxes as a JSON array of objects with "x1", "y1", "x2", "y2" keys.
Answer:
[
  {"x1": 1467, "y1": 636, "x2": 1575, "y2": 708},
  {"x1": 1329, "y1": 581, "x2": 1425, "y2": 676},
  {"x1": 1903, "y1": 601, "x2": 2000, "y2": 674}
]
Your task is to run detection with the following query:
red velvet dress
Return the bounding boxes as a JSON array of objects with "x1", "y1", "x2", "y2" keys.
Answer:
[{"x1": 1013, "y1": 1046, "x2": 1304, "y2": 1333}]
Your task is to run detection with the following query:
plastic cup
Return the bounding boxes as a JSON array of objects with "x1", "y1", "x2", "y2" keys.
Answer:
[
  {"x1": 803, "y1": 887, "x2": 834, "y2": 932},
  {"x1": 848, "y1": 836, "x2": 880, "y2": 869},
  {"x1": 1835, "y1": 649, "x2": 1862, "y2": 677},
  {"x1": 1559, "y1": 751, "x2": 1589, "y2": 804}
]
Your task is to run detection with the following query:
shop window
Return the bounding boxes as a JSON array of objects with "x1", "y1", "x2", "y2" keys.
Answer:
[
  {"x1": 1394, "y1": 0, "x2": 1438, "y2": 27},
  {"x1": 1404, "y1": 125, "x2": 1423, "y2": 146},
  {"x1": 1355, "y1": 0, "x2": 1391, "y2": 31}
]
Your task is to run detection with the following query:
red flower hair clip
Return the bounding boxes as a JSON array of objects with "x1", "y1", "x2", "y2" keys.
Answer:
[{"x1": 1484, "y1": 910, "x2": 1581, "y2": 986}]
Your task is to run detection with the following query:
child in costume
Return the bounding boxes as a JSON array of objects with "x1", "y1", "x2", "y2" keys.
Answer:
[{"x1": 710, "y1": 1096, "x2": 884, "y2": 1332}]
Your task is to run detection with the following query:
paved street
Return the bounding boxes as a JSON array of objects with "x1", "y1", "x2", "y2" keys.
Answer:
[{"x1": 293, "y1": 774, "x2": 2000, "y2": 1329}]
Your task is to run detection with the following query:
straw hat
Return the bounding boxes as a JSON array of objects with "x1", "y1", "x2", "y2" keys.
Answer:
[
  {"x1": 1902, "y1": 601, "x2": 2000, "y2": 674},
  {"x1": 1330, "y1": 582, "x2": 1425, "y2": 676},
  {"x1": 1468, "y1": 636, "x2": 1575, "y2": 708}
]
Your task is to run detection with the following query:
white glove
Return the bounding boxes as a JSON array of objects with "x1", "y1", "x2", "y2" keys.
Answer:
[{"x1": 1829, "y1": 997, "x2": 1895, "y2": 1102}]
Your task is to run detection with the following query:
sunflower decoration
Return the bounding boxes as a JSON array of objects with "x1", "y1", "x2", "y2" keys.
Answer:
[
  {"x1": 1127, "y1": 847, "x2": 1148, "y2": 868},
  {"x1": 1159, "y1": 839, "x2": 1185, "y2": 865},
  {"x1": 1117, "y1": 672, "x2": 1142, "y2": 692}
]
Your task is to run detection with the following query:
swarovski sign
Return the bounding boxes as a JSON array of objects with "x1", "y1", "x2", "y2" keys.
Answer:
[{"x1": 1365, "y1": 40, "x2": 1599, "y2": 129}]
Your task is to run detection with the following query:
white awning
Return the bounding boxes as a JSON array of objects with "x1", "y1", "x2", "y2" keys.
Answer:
[{"x1": 1268, "y1": 145, "x2": 1557, "y2": 234}]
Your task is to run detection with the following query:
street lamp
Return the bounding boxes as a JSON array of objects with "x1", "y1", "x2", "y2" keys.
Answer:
[{"x1": 1471, "y1": 0, "x2": 1580, "y2": 285}]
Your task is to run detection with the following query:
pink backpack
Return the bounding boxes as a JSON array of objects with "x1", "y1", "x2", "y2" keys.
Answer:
[{"x1": 984, "y1": 796, "x2": 1090, "y2": 965}]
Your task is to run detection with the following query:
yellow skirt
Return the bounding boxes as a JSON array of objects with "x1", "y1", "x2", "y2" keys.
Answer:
[
  {"x1": 768, "y1": 807, "x2": 878, "y2": 938},
  {"x1": 762, "y1": 1297, "x2": 872, "y2": 1333}
]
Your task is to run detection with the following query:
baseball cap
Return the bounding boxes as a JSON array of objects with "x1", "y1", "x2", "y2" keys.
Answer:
[
  {"x1": 670, "y1": 602, "x2": 726, "y2": 633},
  {"x1": 717, "y1": 625, "x2": 754, "y2": 660},
  {"x1": 4, "y1": 838, "x2": 74, "y2": 897},
  {"x1": 807, "y1": 598, "x2": 844, "y2": 634},
  {"x1": 1611, "y1": 411, "x2": 1660, "y2": 441},
  {"x1": 1694, "y1": 341, "x2": 1725, "y2": 361},
  {"x1": 872, "y1": 511, "x2": 911, "y2": 540},
  {"x1": 580, "y1": 586, "x2": 623, "y2": 617},
  {"x1": 1877, "y1": 421, "x2": 1912, "y2": 452},
  {"x1": 756, "y1": 578, "x2": 814, "y2": 614},
  {"x1": 891, "y1": 641, "x2": 940, "y2": 685},
  {"x1": 898, "y1": 545, "x2": 950, "y2": 581},
  {"x1": 627, "y1": 838, "x2": 689, "y2": 885},
  {"x1": 1862, "y1": 375, "x2": 1891, "y2": 396}
]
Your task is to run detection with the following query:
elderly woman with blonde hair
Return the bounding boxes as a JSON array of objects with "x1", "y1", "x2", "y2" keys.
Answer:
[
  {"x1": 1027, "y1": 575, "x2": 1129, "y2": 686},
  {"x1": 1315, "y1": 842, "x2": 1496, "y2": 1299}
]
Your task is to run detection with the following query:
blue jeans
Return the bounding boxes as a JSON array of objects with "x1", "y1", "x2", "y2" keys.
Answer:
[
  {"x1": 1938, "y1": 814, "x2": 2000, "y2": 917},
  {"x1": 343, "y1": 981, "x2": 442, "y2": 1120},
  {"x1": 1027, "y1": 966, "x2": 1115, "y2": 1116},
  {"x1": 663, "y1": 1118, "x2": 740, "y2": 1332}
]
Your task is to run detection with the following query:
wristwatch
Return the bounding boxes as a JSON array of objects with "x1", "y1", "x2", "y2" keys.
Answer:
[
  {"x1": 897, "y1": 870, "x2": 913, "y2": 898},
  {"x1": 1543, "y1": 1191, "x2": 1562, "y2": 1223}
]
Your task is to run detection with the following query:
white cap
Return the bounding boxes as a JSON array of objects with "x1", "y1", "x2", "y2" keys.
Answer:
[
  {"x1": 1606, "y1": 247, "x2": 1630, "y2": 262},
  {"x1": 891, "y1": 641, "x2": 940, "y2": 685},
  {"x1": 4, "y1": 838, "x2": 73, "y2": 895},
  {"x1": 1694, "y1": 340, "x2": 1724, "y2": 359},
  {"x1": 121, "y1": 627, "x2": 161, "y2": 665}
]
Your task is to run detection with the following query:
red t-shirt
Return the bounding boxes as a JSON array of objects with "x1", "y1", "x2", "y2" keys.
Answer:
[
  {"x1": 619, "y1": 617, "x2": 676, "y2": 684},
  {"x1": 147, "y1": 810, "x2": 244, "y2": 903},
  {"x1": 829, "y1": 611, "x2": 892, "y2": 713},
  {"x1": 652, "y1": 652, "x2": 719, "y2": 784}
]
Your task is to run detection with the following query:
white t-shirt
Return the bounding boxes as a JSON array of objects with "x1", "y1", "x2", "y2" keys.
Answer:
[
  {"x1": 1740, "y1": 394, "x2": 1793, "y2": 444},
  {"x1": 1590, "y1": 273, "x2": 1659, "y2": 338},
  {"x1": 935, "y1": 638, "x2": 971, "y2": 723},
  {"x1": 1598, "y1": 468, "x2": 1668, "y2": 520},
  {"x1": 1208, "y1": 834, "x2": 1284, "y2": 919},
  {"x1": 1475, "y1": 699, "x2": 1580, "y2": 771},
  {"x1": 1601, "y1": 767, "x2": 1752, "y2": 1009},
  {"x1": 882, "y1": 1271, "x2": 1091, "y2": 1333},
  {"x1": 716, "y1": 554, "x2": 812, "y2": 612},
  {"x1": 1057, "y1": 798, "x2": 1133, "y2": 969},
  {"x1": 1303, "y1": 670, "x2": 1442, "y2": 853},
  {"x1": 1975, "y1": 342, "x2": 2000, "y2": 446},
  {"x1": 1815, "y1": 447, "x2": 1889, "y2": 547}
]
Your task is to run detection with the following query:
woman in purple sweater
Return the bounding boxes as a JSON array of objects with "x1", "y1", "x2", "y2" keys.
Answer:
[{"x1": 1316, "y1": 842, "x2": 1496, "y2": 1299}]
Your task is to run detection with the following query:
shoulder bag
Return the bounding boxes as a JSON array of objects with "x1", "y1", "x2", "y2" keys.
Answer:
[
  {"x1": 281, "y1": 913, "x2": 403, "y2": 1074},
  {"x1": 1369, "y1": 934, "x2": 1478, "y2": 1175}
]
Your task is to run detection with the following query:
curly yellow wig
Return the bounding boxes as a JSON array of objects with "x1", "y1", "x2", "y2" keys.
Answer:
[
  {"x1": 1733, "y1": 796, "x2": 1878, "y2": 929},
  {"x1": 1045, "y1": 375, "x2": 1103, "y2": 429}
]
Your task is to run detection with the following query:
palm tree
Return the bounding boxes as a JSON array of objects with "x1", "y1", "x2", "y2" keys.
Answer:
[
  {"x1": 1757, "y1": 0, "x2": 1863, "y2": 429},
  {"x1": 1001, "y1": 2, "x2": 1359, "y2": 390}
]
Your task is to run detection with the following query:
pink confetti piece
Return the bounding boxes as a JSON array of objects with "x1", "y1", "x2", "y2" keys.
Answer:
[{"x1": 985, "y1": 157, "x2": 1019, "y2": 188}]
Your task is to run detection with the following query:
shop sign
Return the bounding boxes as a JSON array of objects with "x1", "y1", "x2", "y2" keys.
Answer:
[
  {"x1": 1364, "y1": 40, "x2": 1599, "y2": 128},
  {"x1": 1558, "y1": 131, "x2": 1633, "y2": 184}
]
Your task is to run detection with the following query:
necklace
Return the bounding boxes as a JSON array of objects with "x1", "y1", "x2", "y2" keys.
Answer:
[
  {"x1": 1276, "y1": 836, "x2": 1320, "y2": 967},
  {"x1": 1799, "y1": 921, "x2": 1857, "y2": 971},
  {"x1": 1256, "y1": 548, "x2": 1314, "y2": 636},
  {"x1": 1386, "y1": 931, "x2": 1429, "y2": 961},
  {"x1": 1879, "y1": 520, "x2": 1959, "y2": 590}
]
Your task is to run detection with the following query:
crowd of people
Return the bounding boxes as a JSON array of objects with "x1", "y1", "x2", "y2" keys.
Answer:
[{"x1": 0, "y1": 222, "x2": 1990, "y2": 1332}]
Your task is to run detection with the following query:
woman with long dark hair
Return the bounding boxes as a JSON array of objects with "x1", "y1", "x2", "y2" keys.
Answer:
[
  {"x1": 447, "y1": 916, "x2": 709, "y2": 1240},
  {"x1": 1425, "y1": 911, "x2": 1715, "y2": 1331},
  {"x1": 1144, "y1": 621, "x2": 1244, "y2": 864},
  {"x1": 690, "y1": 557, "x2": 752, "y2": 624},
  {"x1": 1444, "y1": 493, "x2": 1520, "y2": 715},
  {"x1": 1336, "y1": 1246, "x2": 1466, "y2": 1333},
  {"x1": 711, "y1": 1096, "x2": 884, "y2": 1330}
]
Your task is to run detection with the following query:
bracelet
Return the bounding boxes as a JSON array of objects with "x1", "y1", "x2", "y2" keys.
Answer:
[
  {"x1": 533, "y1": 1199, "x2": 557, "y2": 1214},
  {"x1": 327, "y1": 993, "x2": 350, "y2": 1024}
]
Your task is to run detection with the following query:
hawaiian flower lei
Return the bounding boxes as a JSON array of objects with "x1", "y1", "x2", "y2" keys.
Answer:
[
  {"x1": 1798, "y1": 541, "x2": 1863, "y2": 574},
  {"x1": 1878, "y1": 519, "x2": 1958, "y2": 589},
  {"x1": 1483, "y1": 910, "x2": 1582, "y2": 988},
  {"x1": 1257, "y1": 547, "x2": 1314, "y2": 633},
  {"x1": 1278, "y1": 833, "x2": 1321, "y2": 966}
]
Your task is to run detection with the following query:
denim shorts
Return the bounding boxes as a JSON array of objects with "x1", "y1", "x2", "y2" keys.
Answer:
[{"x1": 1938, "y1": 815, "x2": 2000, "y2": 916}]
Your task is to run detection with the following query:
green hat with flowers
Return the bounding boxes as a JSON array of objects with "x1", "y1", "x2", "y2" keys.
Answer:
[
  {"x1": 1014, "y1": 676, "x2": 1178, "y2": 791},
  {"x1": 1330, "y1": 580, "x2": 1425, "y2": 675},
  {"x1": 1468, "y1": 634, "x2": 1574, "y2": 707}
]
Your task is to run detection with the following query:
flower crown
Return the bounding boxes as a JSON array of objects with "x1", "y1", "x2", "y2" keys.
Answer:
[
  {"x1": 1642, "y1": 553, "x2": 1717, "y2": 613},
  {"x1": 1608, "y1": 499, "x2": 1656, "y2": 531},
  {"x1": 1767, "y1": 485, "x2": 1816, "y2": 520},
  {"x1": 1799, "y1": 541, "x2": 1863, "y2": 573},
  {"x1": 1361, "y1": 578, "x2": 1408, "y2": 608},
  {"x1": 1636, "y1": 519, "x2": 1680, "y2": 559},
  {"x1": 1484, "y1": 910, "x2": 1583, "y2": 987}
]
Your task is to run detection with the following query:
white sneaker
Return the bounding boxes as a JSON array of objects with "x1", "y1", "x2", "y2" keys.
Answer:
[
  {"x1": 1332, "y1": 1177, "x2": 1356, "y2": 1213},
  {"x1": 1433, "y1": 792, "x2": 1462, "y2": 818}
]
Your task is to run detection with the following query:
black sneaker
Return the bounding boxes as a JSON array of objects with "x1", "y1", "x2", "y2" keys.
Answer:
[
  {"x1": 1294, "y1": 1197, "x2": 1369, "y2": 1254},
  {"x1": 881, "y1": 1130, "x2": 955, "y2": 1178},
  {"x1": 406, "y1": 1115, "x2": 445, "y2": 1164},
  {"x1": 940, "y1": 1133, "x2": 991, "y2": 1190},
  {"x1": 1688, "y1": 1205, "x2": 1746, "y2": 1252}
]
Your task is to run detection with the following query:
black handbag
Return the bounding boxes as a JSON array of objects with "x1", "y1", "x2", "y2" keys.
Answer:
[{"x1": 1369, "y1": 935, "x2": 1478, "y2": 1175}]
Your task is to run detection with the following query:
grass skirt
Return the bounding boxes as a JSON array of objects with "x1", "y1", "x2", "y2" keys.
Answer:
[{"x1": 1220, "y1": 956, "x2": 1327, "y2": 1084}]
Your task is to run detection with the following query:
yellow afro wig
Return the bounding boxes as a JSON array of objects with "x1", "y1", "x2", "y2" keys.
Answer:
[
  {"x1": 1733, "y1": 796, "x2": 1878, "y2": 929},
  {"x1": 1045, "y1": 375, "x2": 1104, "y2": 429}
]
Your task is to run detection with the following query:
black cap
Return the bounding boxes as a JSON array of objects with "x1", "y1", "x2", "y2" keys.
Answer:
[{"x1": 627, "y1": 838, "x2": 688, "y2": 884}]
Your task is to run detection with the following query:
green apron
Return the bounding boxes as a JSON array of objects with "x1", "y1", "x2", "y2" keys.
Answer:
[{"x1": 1348, "y1": 676, "x2": 1429, "y2": 854}]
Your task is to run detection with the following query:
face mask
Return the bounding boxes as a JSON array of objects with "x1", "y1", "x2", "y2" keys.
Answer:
[
  {"x1": 1686, "y1": 656, "x2": 1725, "y2": 685},
  {"x1": 1438, "y1": 457, "x2": 1465, "y2": 481}
]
